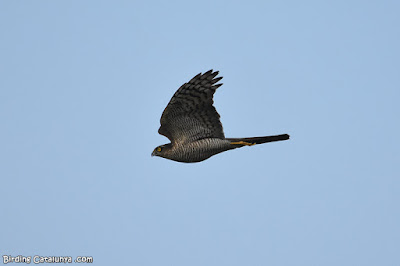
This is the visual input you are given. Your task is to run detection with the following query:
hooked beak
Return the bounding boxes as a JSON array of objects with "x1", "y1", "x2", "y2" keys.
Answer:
[{"x1": 151, "y1": 150, "x2": 155, "y2": 157}]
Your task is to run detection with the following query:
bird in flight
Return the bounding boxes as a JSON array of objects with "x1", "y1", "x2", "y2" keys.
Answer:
[{"x1": 152, "y1": 70, "x2": 289, "y2": 163}]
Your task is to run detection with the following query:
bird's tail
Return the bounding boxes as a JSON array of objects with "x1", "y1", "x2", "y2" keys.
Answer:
[{"x1": 226, "y1": 134, "x2": 290, "y2": 146}]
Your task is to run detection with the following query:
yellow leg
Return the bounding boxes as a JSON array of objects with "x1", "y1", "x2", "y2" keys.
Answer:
[{"x1": 230, "y1": 141, "x2": 255, "y2": 146}]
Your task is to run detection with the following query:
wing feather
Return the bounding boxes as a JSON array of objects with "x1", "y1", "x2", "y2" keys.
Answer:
[{"x1": 158, "y1": 70, "x2": 225, "y2": 144}]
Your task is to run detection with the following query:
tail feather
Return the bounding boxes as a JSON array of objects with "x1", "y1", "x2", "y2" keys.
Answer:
[{"x1": 227, "y1": 134, "x2": 290, "y2": 145}]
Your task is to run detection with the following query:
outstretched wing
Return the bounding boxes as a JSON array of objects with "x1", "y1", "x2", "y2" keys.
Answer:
[{"x1": 158, "y1": 70, "x2": 225, "y2": 144}]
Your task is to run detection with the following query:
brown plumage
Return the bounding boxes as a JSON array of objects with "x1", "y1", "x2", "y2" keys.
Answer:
[{"x1": 152, "y1": 70, "x2": 289, "y2": 163}]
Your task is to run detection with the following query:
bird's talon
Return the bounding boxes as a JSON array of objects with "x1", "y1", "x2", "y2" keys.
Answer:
[{"x1": 231, "y1": 141, "x2": 255, "y2": 146}]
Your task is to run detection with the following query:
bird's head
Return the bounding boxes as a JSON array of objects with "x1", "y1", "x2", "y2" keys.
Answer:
[{"x1": 151, "y1": 144, "x2": 171, "y2": 158}]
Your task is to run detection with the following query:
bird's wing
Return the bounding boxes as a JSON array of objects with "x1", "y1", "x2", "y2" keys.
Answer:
[{"x1": 158, "y1": 70, "x2": 225, "y2": 144}]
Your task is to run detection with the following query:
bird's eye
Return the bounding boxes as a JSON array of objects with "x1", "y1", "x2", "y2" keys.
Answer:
[{"x1": 157, "y1": 147, "x2": 162, "y2": 152}]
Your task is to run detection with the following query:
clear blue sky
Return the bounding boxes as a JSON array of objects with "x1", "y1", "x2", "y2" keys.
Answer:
[{"x1": 1, "y1": 1, "x2": 399, "y2": 265}]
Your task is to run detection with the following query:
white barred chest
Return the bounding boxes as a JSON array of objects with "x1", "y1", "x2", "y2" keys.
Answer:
[{"x1": 167, "y1": 138, "x2": 233, "y2": 163}]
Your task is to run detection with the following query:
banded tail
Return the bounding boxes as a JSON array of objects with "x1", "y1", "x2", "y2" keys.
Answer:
[{"x1": 227, "y1": 134, "x2": 290, "y2": 146}]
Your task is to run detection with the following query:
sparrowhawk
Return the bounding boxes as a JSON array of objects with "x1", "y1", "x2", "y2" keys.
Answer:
[{"x1": 152, "y1": 70, "x2": 289, "y2": 163}]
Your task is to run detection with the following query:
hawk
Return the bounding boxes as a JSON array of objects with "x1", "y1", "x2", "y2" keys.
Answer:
[{"x1": 152, "y1": 70, "x2": 289, "y2": 163}]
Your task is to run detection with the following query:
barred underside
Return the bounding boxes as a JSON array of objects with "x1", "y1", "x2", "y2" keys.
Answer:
[{"x1": 163, "y1": 138, "x2": 234, "y2": 163}]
